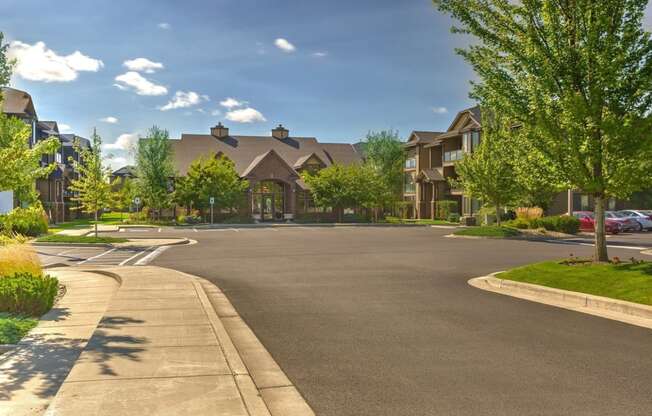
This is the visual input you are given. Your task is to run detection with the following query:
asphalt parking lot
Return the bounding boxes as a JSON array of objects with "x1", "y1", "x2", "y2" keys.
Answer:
[{"x1": 107, "y1": 225, "x2": 652, "y2": 416}]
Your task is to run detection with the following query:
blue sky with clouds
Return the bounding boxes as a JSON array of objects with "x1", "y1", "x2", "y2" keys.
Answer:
[{"x1": 4, "y1": 0, "x2": 651, "y2": 169}]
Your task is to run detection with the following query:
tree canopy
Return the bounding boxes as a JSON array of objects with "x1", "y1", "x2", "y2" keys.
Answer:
[
  {"x1": 135, "y1": 126, "x2": 175, "y2": 218},
  {"x1": 176, "y1": 154, "x2": 249, "y2": 214},
  {"x1": 0, "y1": 32, "x2": 12, "y2": 87},
  {"x1": 68, "y1": 130, "x2": 112, "y2": 237},
  {"x1": 434, "y1": 0, "x2": 652, "y2": 260}
]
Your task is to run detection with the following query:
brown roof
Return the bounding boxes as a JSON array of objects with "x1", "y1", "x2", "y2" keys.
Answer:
[
  {"x1": 170, "y1": 132, "x2": 362, "y2": 177},
  {"x1": 417, "y1": 168, "x2": 445, "y2": 182},
  {"x1": 1, "y1": 87, "x2": 37, "y2": 119},
  {"x1": 405, "y1": 131, "x2": 444, "y2": 147}
]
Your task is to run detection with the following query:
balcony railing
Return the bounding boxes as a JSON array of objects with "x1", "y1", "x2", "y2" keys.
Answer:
[{"x1": 443, "y1": 149, "x2": 464, "y2": 162}]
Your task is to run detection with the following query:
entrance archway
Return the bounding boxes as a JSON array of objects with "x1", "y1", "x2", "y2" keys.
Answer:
[{"x1": 252, "y1": 180, "x2": 285, "y2": 221}]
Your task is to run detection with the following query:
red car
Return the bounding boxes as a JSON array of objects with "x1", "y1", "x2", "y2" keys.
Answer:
[{"x1": 573, "y1": 211, "x2": 621, "y2": 234}]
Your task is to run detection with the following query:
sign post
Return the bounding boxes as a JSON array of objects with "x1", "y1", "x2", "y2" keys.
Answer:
[
  {"x1": 134, "y1": 197, "x2": 141, "y2": 217},
  {"x1": 209, "y1": 197, "x2": 215, "y2": 224}
]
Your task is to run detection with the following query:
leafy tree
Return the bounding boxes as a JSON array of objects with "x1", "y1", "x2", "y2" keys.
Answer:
[
  {"x1": 68, "y1": 130, "x2": 112, "y2": 237},
  {"x1": 302, "y1": 163, "x2": 381, "y2": 222},
  {"x1": 362, "y1": 130, "x2": 405, "y2": 215},
  {"x1": 111, "y1": 177, "x2": 137, "y2": 219},
  {"x1": 434, "y1": 0, "x2": 652, "y2": 261},
  {"x1": 135, "y1": 126, "x2": 175, "y2": 219},
  {"x1": 452, "y1": 114, "x2": 521, "y2": 225},
  {"x1": 0, "y1": 32, "x2": 13, "y2": 87},
  {"x1": 0, "y1": 52, "x2": 58, "y2": 203},
  {"x1": 179, "y1": 154, "x2": 249, "y2": 215},
  {"x1": 172, "y1": 176, "x2": 195, "y2": 214}
]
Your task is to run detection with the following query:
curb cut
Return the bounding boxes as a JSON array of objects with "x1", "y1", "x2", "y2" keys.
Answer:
[{"x1": 469, "y1": 273, "x2": 652, "y2": 329}]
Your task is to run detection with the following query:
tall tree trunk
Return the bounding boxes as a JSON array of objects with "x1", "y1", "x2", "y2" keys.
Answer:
[
  {"x1": 94, "y1": 210, "x2": 98, "y2": 238},
  {"x1": 593, "y1": 195, "x2": 608, "y2": 262},
  {"x1": 495, "y1": 203, "x2": 501, "y2": 226}
]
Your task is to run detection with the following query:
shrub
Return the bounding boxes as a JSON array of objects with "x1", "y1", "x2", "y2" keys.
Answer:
[
  {"x1": 0, "y1": 272, "x2": 59, "y2": 316},
  {"x1": 447, "y1": 213, "x2": 460, "y2": 223},
  {"x1": 437, "y1": 200, "x2": 458, "y2": 220},
  {"x1": 177, "y1": 214, "x2": 202, "y2": 225},
  {"x1": 0, "y1": 243, "x2": 42, "y2": 277},
  {"x1": 506, "y1": 218, "x2": 531, "y2": 229},
  {"x1": 555, "y1": 215, "x2": 580, "y2": 234},
  {"x1": 2, "y1": 206, "x2": 49, "y2": 236},
  {"x1": 530, "y1": 215, "x2": 580, "y2": 234},
  {"x1": 0, "y1": 234, "x2": 30, "y2": 246}
]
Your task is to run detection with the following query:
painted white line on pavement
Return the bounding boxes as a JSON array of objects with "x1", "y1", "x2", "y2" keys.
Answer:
[
  {"x1": 119, "y1": 228, "x2": 126, "y2": 233},
  {"x1": 193, "y1": 227, "x2": 198, "y2": 232},
  {"x1": 230, "y1": 228, "x2": 240, "y2": 232},
  {"x1": 545, "y1": 239, "x2": 648, "y2": 251},
  {"x1": 158, "y1": 228, "x2": 161, "y2": 232},
  {"x1": 119, "y1": 248, "x2": 151, "y2": 266},
  {"x1": 135, "y1": 245, "x2": 170, "y2": 266},
  {"x1": 77, "y1": 248, "x2": 117, "y2": 265}
]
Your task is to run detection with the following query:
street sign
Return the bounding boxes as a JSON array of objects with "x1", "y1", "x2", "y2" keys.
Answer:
[
  {"x1": 209, "y1": 197, "x2": 215, "y2": 205},
  {"x1": 134, "y1": 197, "x2": 141, "y2": 205}
]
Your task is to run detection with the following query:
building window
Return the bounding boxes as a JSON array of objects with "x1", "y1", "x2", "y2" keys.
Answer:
[
  {"x1": 443, "y1": 150, "x2": 464, "y2": 162},
  {"x1": 404, "y1": 172, "x2": 416, "y2": 194},
  {"x1": 581, "y1": 194, "x2": 590, "y2": 211},
  {"x1": 471, "y1": 131, "x2": 480, "y2": 151},
  {"x1": 405, "y1": 158, "x2": 416, "y2": 169}
]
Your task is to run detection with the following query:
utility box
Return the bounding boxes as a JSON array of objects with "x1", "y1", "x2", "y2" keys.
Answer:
[{"x1": 460, "y1": 215, "x2": 476, "y2": 226}]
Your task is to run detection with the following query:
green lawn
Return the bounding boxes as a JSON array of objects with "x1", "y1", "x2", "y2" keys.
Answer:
[
  {"x1": 36, "y1": 235, "x2": 128, "y2": 244},
  {"x1": 0, "y1": 313, "x2": 38, "y2": 344},
  {"x1": 498, "y1": 261, "x2": 652, "y2": 306},
  {"x1": 47, "y1": 212, "x2": 129, "y2": 234},
  {"x1": 454, "y1": 226, "x2": 520, "y2": 238}
]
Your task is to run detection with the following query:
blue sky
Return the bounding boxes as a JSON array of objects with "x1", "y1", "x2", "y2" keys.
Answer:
[{"x1": 4, "y1": 0, "x2": 651, "y2": 169}]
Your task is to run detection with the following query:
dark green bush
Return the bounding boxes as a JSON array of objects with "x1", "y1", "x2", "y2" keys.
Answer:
[
  {"x1": 506, "y1": 218, "x2": 531, "y2": 229},
  {"x1": 447, "y1": 213, "x2": 461, "y2": 223},
  {"x1": 530, "y1": 215, "x2": 580, "y2": 234},
  {"x1": 0, "y1": 273, "x2": 59, "y2": 316},
  {"x1": 3, "y1": 206, "x2": 49, "y2": 236},
  {"x1": 437, "y1": 200, "x2": 458, "y2": 220}
]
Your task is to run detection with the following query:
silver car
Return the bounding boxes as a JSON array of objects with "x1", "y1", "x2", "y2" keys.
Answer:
[{"x1": 618, "y1": 210, "x2": 652, "y2": 231}]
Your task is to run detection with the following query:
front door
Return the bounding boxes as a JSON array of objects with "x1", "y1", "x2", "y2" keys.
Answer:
[{"x1": 262, "y1": 195, "x2": 274, "y2": 221}]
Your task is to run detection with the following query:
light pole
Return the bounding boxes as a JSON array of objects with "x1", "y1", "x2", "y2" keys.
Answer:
[{"x1": 209, "y1": 197, "x2": 215, "y2": 224}]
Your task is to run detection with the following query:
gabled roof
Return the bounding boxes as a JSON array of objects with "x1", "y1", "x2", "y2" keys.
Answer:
[
  {"x1": 38, "y1": 120, "x2": 59, "y2": 136},
  {"x1": 417, "y1": 168, "x2": 445, "y2": 182},
  {"x1": 405, "y1": 131, "x2": 443, "y2": 147},
  {"x1": 60, "y1": 134, "x2": 91, "y2": 149},
  {"x1": 293, "y1": 152, "x2": 327, "y2": 169},
  {"x1": 1, "y1": 87, "x2": 37, "y2": 119},
  {"x1": 112, "y1": 165, "x2": 137, "y2": 177},
  {"x1": 170, "y1": 132, "x2": 362, "y2": 177},
  {"x1": 241, "y1": 149, "x2": 300, "y2": 179},
  {"x1": 446, "y1": 106, "x2": 482, "y2": 132}
]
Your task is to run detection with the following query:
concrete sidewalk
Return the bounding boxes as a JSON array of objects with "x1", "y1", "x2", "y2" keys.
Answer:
[{"x1": 1, "y1": 266, "x2": 313, "y2": 416}]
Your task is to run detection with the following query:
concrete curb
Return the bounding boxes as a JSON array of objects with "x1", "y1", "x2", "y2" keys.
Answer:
[
  {"x1": 189, "y1": 222, "x2": 433, "y2": 230},
  {"x1": 469, "y1": 273, "x2": 652, "y2": 329}
]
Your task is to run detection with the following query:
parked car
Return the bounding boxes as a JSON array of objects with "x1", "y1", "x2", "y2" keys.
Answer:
[
  {"x1": 605, "y1": 211, "x2": 639, "y2": 232},
  {"x1": 572, "y1": 211, "x2": 621, "y2": 234},
  {"x1": 617, "y1": 210, "x2": 652, "y2": 231}
]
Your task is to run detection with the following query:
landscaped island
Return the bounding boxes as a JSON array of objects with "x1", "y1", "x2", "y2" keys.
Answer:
[{"x1": 498, "y1": 259, "x2": 652, "y2": 306}]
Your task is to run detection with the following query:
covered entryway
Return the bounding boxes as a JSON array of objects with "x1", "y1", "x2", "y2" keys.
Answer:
[{"x1": 252, "y1": 180, "x2": 286, "y2": 221}]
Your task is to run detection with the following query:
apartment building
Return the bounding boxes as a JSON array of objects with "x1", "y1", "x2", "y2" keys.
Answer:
[{"x1": 403, "y1": 106, "x2": 482, "y2": 219}]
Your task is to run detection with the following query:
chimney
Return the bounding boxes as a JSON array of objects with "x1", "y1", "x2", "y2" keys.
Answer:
[
  {"x1": 272, "y1": 124, "x2": 289, "y2": 140},
  {"x1": 211, "y1": 122, "x2": 229, "y2": 139}
]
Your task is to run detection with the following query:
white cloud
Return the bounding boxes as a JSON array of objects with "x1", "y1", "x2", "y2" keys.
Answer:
[
  {"x1": 220, "y1": 97, "x2": 245, "y2": 108},
  {"x1": 114, "y1": 71, "x2": 168, "y2": 96},
  {"x1": 312, "y1": 51, "x2": 328, "y2": 58},
  {"x1": 99, "y1": 116, "x2": 118, "y2": 124},
  {"x1": 8, "y1": 40, "x2": 103, "y2": 82},
  {"x1": 58, "y1": 123, "x2": 72, "y2": 133},
  {"x1": 103, "y1": 133, "x2": 139, "y2": 151},
  {"x1": 274, "y1": 38, "x2": 296, "y2": 53},
  {"x1": 123, "y1": 58, "x2": 164, "y2": 73},
  {"x1": 211, "y1": 109, "x2": 222, "y2": 116},
  {"x1": 158, "y1": 22, "x2": 171, "y2": 30},
  {"x1": 432, "y1": 106, "x2": 449, "y2": 114},
  {"x1": 159, "y1": 91, "x2": 209, "y2": 111},
  {"x1": 225, "y1": 107, "x2": 266, "y2": 123},
  {"x1": 104, "y1": 155, "x2": 129, "y2": 172}
]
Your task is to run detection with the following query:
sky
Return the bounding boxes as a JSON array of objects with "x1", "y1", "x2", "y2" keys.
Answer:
[{"x1": 3, "y1": 0, "x2": 652, "y2": 170}]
